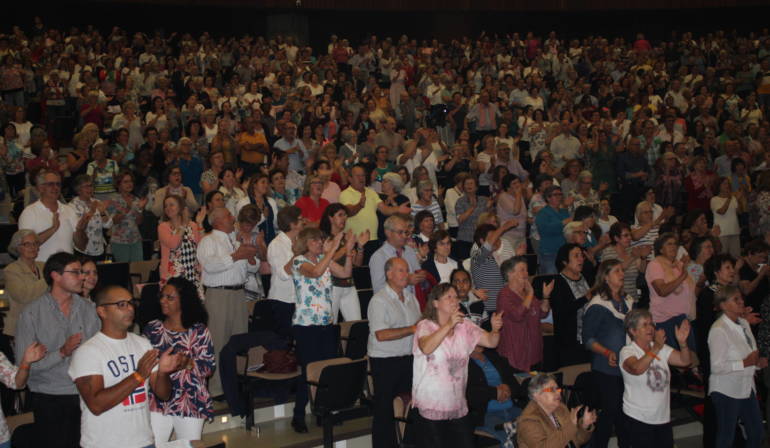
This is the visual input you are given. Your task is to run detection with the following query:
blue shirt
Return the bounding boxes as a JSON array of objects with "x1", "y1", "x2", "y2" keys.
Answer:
[
  {"x1": 535, "y1": 206, "x2": 569, "y2": 255},
  {"x1": 369, "y1": 242, "x2": 420, "y2": 295},
  {"x1": 179, "y1": 157, "x2": 204, "y2": 195},
  {"x1": 273, "y1": 137, "x2": 308, "y2": 173},
  {"x1": 582, "y1": 297, "x2": 631, "y2": 376},
  {"x1": 472, "y1": 355, "x2": 514, "y2": 413}
]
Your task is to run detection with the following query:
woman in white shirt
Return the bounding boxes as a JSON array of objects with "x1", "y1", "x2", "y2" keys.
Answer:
[
  {"x1": 710, "y1": 177, "x2": 741, "y2": 259},
  {"x1": 708, "y1": 284, "x2": 765, "y2": 448},
  {"x1": 619, "y1": 308, "x2": 691, "y2": 446}
]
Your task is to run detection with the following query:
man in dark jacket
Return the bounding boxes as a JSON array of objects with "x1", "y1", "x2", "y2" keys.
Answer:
[{"x1": 466, "y1": 346, "x2": 527, "y2": 445}]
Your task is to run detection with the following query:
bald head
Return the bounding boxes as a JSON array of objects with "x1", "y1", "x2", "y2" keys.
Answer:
[{"x1": 385, "y1": 257, "x2": 409, "y2": 291}]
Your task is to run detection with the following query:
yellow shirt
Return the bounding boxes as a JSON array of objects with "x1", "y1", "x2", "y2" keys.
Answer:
[
  {"x1": 237, "y1": 131, "x2": 268, "y2": 164},
  {"x1": 339, "y1": 186, "x2": 381, "y2": 241}
]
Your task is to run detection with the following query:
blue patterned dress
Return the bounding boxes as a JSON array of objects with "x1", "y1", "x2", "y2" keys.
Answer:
[
  {"x1": 143, "y1": 321, "x2": 215, "y2": 419},
  {"x1": 291, "y1": 254, "x2": 334, "y2": 326}
]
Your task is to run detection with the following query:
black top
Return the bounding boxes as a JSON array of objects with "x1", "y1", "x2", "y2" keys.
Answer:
[{"x1": 740, "y1": 263, "x2": 769, "y2": 313}]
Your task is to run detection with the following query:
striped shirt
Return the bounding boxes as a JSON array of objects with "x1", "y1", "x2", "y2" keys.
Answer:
[{"x1": 471, "y1": 243, "x2": 505, "y2": 313}]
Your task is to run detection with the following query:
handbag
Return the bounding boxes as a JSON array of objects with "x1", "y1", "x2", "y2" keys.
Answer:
[{"x1": 261, "y1": 349, "x2": 298, "y2": 374}]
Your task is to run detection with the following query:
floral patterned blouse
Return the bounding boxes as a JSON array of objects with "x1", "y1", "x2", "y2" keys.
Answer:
[
  {"x1": 106, "y1": 193, "x2": 143, "y2": 244},
  {"x1": 0, "y1": 352, "x2": 21, "y2": 443},
  {"x1": 1, "y1": 139, "x2": 24, "y2": 175},
  {"x1": 143, "y1": 321, "x2": 215, "y2": 419},
  {"x1": 291, "y1": 254, "x2": 334, "y2": 326},
  {"x1": 69, "y1": 197, "x2": 113, "y2": 256}
]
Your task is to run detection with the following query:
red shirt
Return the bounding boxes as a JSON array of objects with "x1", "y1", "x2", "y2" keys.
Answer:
[{"x1": 295, "y1": 196, "x2": 329, "y2": 223}]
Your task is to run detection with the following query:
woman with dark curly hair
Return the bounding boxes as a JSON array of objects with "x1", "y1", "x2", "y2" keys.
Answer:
[{"x1": 143, "y1": 277, "x2": 214, "y2": 443}]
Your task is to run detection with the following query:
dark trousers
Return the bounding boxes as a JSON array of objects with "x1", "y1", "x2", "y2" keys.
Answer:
[
  {"x1": 711, "y1": 391, "x2": 763, "y2": 448},
  {"x1": 370, "y1": 356, "x2": 413, "y2": 448},
  {"x1": 30, "y1": 392, "x2": 81, "y2": 448},
  {"x1": 590, "y1": 371, "x2": 627, "y2": 448},
  {"x1": 266, "y1": 299, "x2": 296, "y2": 341},
  {"x1": 219, "y1": 331, "x2": 287, "y2": 417},
  {"x1": 414, "y1": 412, "x2": 473, "y2": 448},
  {"x1": 292, "y1": 325, "x2": 339, "y2": 420},
  {"x1": 624, "y1": 413, "x2": 673, "y2": 448}
]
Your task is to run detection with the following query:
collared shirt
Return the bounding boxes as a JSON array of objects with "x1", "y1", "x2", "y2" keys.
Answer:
[
  {"x1": 196, "y1": 229, "x2": 257, "y2": 287},
  {"x1": 273, "y1": 137, "x2": 308, "y2": 173},
  {"x1": 14, "y1": 292, "x2": 100, "y2": 395},
  {"x1": 367, "y1": 284, "x2": 421, "y2": 358},
  {"x1": 339, "y1": 186, "x2": 381, "y2": 241},
  {"x1": 708, "y1": 314, "x2": 758, "y2": 399},
  {"x1": 267, "y1": 232, "x2": 296, "y2": 304},
  {"x1": 18, "y1": 201, "x2": 79, "y2": 262},
  {"x1": 369, "y1": 242, "x2": 421, "y2": 294}
]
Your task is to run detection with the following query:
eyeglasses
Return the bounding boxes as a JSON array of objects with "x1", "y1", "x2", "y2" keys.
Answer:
[
  {"x1": 98, "y1": 299, "x2": 139, "y2": 309},
  {"x1": 19, "y1": 241, "x2": 40, "y2": 248},
  {"x1": 63, "y1": 270, "x2": 85, "y2": 276},
  {"x1": 390, "y1": 229, "x2": 410, "y2": 236},
  {"x1": 160, "y1": 293, "x2": 179, "y2": 301},
  {"x1": 541, "y1": 387, "x2": 563, "y2": 394}
]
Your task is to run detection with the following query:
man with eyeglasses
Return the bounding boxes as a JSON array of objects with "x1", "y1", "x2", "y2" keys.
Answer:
[
  {"x1": 70, "y1": 285, "x2": 184, "y2": 448},
  {"x1": 15, "y1": 252, "x2": 101, "y2": 448},
  {"x1": 18, "y1": 169, "x2": 81, "y2": 262},
  {"x1": 368, "y1": 214, "x2": 425, "y2": 294}
]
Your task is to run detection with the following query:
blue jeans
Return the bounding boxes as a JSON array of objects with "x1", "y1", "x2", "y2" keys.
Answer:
[
  {"x1": 538, "y1": 251, "x2": 558, "y2": 275},
  {"x1": 477, "y1": 406, "x2": 522, "y2": 446},
  {"x1": 711, "y1": 391, "x2": 763, "y2": 448}
]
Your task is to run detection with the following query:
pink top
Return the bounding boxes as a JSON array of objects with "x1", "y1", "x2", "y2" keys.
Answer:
[
  {"x1": 322, "y1": 181, "x2": 341, "y2": 204},
  {"x1": 496, "y1": 285, "x2": 548, "y2": 371},
  {"x1": 158, "y1": 221, "x2": 202, "y2": 281},
  {"x1": 645, "y1": 258, "x2": 694, "y2": 323},
  {"x1": 412, "y1": 318, "x2": 482, "y2": 421}
]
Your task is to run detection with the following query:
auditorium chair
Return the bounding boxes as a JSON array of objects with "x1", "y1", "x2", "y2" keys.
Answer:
[
  {"x1": 339, "y1": 320, "x2": 369, "y2": 360},
  {"x1": 306, "y1": 357, "x2": 369, "y2": 447},
  {"x1": 238, "y1": 345, "x2": 301, "y2": 430}
]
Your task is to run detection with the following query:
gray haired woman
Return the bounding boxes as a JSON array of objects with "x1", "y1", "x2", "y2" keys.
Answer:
[
  {"x1": 411, "y1": 179, "x2": 445, "y2": 230},
  {"x1": 619, "y1": 308, "x2": 691, "y2": 446},
  {"x1": 3, "y1": 230, "x2": 47, "y2": 336},
  {"x1": 517, "y1": 373, "x2": 596, "y2": 448}
]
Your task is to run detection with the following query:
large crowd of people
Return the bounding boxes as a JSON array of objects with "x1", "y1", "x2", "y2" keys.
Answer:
[{"x1": 0, "y1": 15, "x2": 769, "y2": 448}]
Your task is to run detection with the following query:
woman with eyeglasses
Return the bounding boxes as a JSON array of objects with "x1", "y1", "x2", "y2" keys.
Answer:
[
  {"x1": 295, "y1": 174, "x2": 330, "y2": 228},
  {"x1": 143, "y1": 277, "x2": 214, "y2": 443},
  {"x1": 289, "y1": 228, "x2": 354, "y2": 433},
  {"x1": 619, "y1": 309, "x2": 691, "y2": 446},
  {"x1": 516, "y1": 372, "x2": 596, "y2": 448},
  {"x1": 412, "y1": 283, "x2": 503, "y2": 447},
  {"x1": 3, "y1": 229, "x2": 47, "y2": 337}
]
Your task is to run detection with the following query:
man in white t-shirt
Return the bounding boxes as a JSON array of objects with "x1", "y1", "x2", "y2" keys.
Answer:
[
  {"x1": 69, "y1": 286, "x2": 185, "y2": 448},
  {"x1": 18, "y1": 170, "x2": 81, "y2": 261}
]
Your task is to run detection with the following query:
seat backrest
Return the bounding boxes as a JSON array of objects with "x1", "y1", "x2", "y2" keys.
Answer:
[
  {"x1": 358, "y1": 289, "x2": 374, "y2": 319},
  {"x1": 353, "y1": 266, "x2": 372, "y2": 290},
  {"x1": 345, "y1": 320, "x2": 369, "y2": 360},
  {"x1": 307, "y1": 357, "x2": 353, "y2": 400},
  {"x1": 238, "y1": 346, "x2": 267, "y2": 374},
  {"x1": 557, "y1": 363, "x2": 591, "y2": 387},
  {"x1": 339, "y1": 320, "x2": 358, "y2": 353},
  {"x1": 129, "y1": 259, "x2": 160, "y2": 284},
  {"x1": 97, "y1": 262, "x2": 132, "y2": 290},
  {"x1": 311, "y1": 358, "x2": 368, "y2": 412},
  {"x1": 6, "y1": 412, "x2": 33, "y2": 435}
]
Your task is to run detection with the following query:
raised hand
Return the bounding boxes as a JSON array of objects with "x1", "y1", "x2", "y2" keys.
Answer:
[
  {"x1": 542, "y1": 279, "x2": 555, "y2": 299},
  {"x1": 22, "y1": 342, "x2": 47, "y2": 364},
  {"x1": 158, "y1": 347, "x2": 184, "y2": 374},
  {"x1": 136, "y1": 349, "x2": 160, "y2": 378},
  {"x1": 473, "y1": 288, "x2": 488, "y2": 301},
  {"x1": 570, "y1": 405, "x2": 583, "y2": 425},
  {"x1": 582, "y1": 408, "x2": 598, "y2": 428},
  {"x1": 357, "y1": 229, "x2": 370, "y2": 247},
  {"x1": 490, "y1": 311, "x2": 504, "y2": 332},
  {"x1": 447, "y1": 309, "x2": 464, "y2": 329},
  {"x1": 60, "y1": 333, "x2": 83, "y2": 357},
  {"x1": 675, "y1": 320, "x2": 691, "y2": 345}
]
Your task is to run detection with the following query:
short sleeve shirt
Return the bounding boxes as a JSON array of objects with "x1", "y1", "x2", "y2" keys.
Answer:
[{"x1": 339, "y1": 187, "x2": 381, "y2": 241}]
